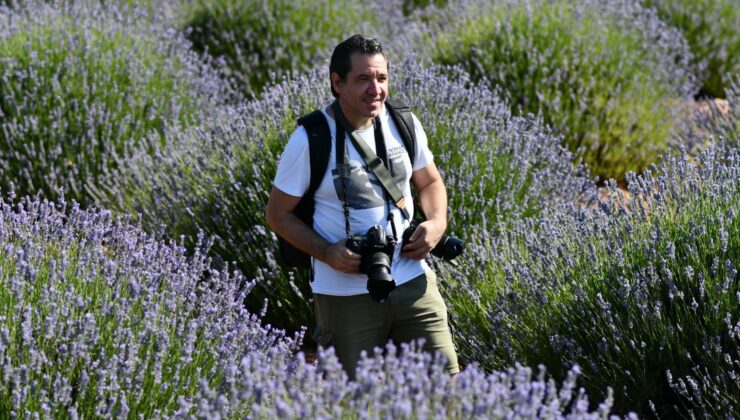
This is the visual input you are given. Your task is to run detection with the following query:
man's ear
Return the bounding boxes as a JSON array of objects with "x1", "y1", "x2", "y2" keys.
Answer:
[{"x1": 331, "y1": 72, "x2": 343, "y2": 95}]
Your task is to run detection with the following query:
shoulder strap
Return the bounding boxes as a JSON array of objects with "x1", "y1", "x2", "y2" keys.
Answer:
[
  {"x1": 331, "y1": 101, "x2": 411, "y2": 220},
  {"x1": 277, "y1": 110, "x2": 330, "y2": 271},
  {"x1": 297, "y1": 110, "x2": 331, "y2": 198},
  {"x1": 385, "y1": 98, "x2": 416, "y2": 167}
]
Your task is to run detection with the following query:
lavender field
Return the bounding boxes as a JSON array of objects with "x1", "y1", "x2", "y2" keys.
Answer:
[{"x1": 0, "y1": 0, "x2": 738, "y2": 417}]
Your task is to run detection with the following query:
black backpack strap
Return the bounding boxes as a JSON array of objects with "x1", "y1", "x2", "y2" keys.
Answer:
[
  {"x1": 385, "y1": 98, "x2": 416, "y2": 167},
  {"x1": 278, "y1": 110, "x2": 331, "y2": 270},
  {"x1": 298, "y1": 110, "x2": 332, "y2": 199}
]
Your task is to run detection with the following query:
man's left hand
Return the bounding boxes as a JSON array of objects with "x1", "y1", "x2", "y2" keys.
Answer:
[{"x1": 401, "y1": 219, "x2": 445, "y2": 260}]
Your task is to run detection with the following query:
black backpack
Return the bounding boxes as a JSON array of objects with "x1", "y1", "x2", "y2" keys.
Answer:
[{"x1": 277, "y1": 98, "x2": 418, "y2": 269}]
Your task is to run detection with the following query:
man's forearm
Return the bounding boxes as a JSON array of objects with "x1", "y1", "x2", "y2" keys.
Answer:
[{"x1": 266, "y1": 187, "x2": 361, "y2": 272}]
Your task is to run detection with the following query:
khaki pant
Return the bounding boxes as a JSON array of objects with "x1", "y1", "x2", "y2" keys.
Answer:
[{"x1": 312, "y1": 271, "x2": 459, "y2": 380}]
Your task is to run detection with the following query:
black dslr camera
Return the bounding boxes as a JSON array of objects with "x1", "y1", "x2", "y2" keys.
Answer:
[
  {"x1": 346, "y1": 225, "x2": 396, "y2": 302},
  {"x1": 401, "y1": 220, "x2": 464, "y2": 261}
]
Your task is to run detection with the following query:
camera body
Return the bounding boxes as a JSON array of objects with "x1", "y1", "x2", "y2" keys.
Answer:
[
  {"x1": 345, "y1": 221, "x2": 464, "y2": 302},
  {"x1": 346, "y1": 225, "x2": 396, "y2": 302},
  {"x1": 401, "y1": 220, "x2": 464, "y2": 261}
]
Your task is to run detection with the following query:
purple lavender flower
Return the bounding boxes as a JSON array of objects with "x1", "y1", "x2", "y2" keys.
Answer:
[
  {"x1": 0, "y1": 192, "x2": 300, "y2": 415},
  {"x1": 191, "y1": 340, "x2": 619, "y2": 418},
  {"x1": 181, "y1": 0, "x2": 413, "y2": 95},
  {"x1": 642, "y1": 0, "x2": 739, "y2": 99},
  {"x1": 417, "y1": 0, "x2": 698, "y2": 180},
  {"x1": 0, "y1": 0, "x2": 236, "y2": 206},
  {"x1": 446, "y1": 137, "x2": 739, "y2": 415}
]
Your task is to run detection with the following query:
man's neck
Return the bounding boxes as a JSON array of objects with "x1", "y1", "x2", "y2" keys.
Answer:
[{"x1": 328, "y1": 102, "x2": 375, "y2": 130}]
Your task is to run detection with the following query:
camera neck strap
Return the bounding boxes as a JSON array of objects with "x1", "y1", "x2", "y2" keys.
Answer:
[
  {"x1": 331, "y1": 101, "x2": 411, "y2": 222},
  {"x1": 332, "y1": 113, "x2": 353, "y2": 238}
]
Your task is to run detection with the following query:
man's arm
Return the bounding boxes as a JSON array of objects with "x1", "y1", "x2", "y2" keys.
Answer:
[
  {"x1": 266, "y1": 187, "x2": 360, "y2": 273},
  {"x1": 401, "y1": 162, "x2": 448, "y2": 260}
]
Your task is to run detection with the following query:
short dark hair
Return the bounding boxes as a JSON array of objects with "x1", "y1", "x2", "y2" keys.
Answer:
[{"x1": 329, "y1": 34, "x2": 387, "y2": 98}]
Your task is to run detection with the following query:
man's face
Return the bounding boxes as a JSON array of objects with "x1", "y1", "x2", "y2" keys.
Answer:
[{"x1": 332, "y1": 53, "x2": 388, "y2": 125}]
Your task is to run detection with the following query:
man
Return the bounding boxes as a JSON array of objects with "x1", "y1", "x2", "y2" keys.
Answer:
[{"x1": 266, "y1": 34, "x2": 459, "y2": 379}]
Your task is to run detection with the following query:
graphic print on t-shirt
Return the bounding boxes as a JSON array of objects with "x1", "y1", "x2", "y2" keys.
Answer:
[{"x1": 332, "y1": 152, "x2": 408, "y2": 210}]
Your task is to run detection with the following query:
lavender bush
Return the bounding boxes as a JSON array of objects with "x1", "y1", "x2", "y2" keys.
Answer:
[
  {"x1": 0, "y1": 192, "x2": 301, "y2": 416},
  {"x1": 207, "y1": 342, "x2": 620, "y2": 418},
  {"x1": 424, "y1": 0, "x2": 698, "y2": 180},
  {"x1": 181, "y1": 0, "x2": 411, "y2": 96},
  {"x1": 0, "y1": 193, "x2": 618, "y2": 418},
  {"x1": 656, "y1": 82, "x2": 740, "y2": 418},
  {"x1": 0, "y1": 0, "x2": 234, "y2": 206},
  {"x1": 642, "y1": 0, "x2": 739, "y2": 99},
  {"x1": 0, "y1": 190, "x2": 621, "y2": 417},
  {"x1": 680, "y1": 80, "x2": 739, "y2": 155},
  {"x1": 443, "y1": 137, "x2": 740, "y2": 416},
  {"x1": 97, "y1": 59, "x2": 592, "y2": 334},
  {"x1": 401, "y1": 0, "x2": 446, "y2": 15},
  {"x1": 390, "y1": 62, "x2": 595, "y2": 232}
]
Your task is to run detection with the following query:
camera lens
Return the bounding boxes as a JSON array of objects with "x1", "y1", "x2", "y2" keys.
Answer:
[
  {"x1": 366, "y1": 252, "x2": 395, "y2": 302},
  {"x1": 431, "y1": 236, "x2": 465, "y2": 260}
]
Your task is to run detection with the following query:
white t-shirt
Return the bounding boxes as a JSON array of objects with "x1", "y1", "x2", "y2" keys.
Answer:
[{"x1": 273, "y1": 102, "x2": 434, "y2": 296}]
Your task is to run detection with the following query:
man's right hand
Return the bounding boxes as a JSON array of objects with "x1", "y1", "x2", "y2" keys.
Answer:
[
  {"x1": 322, "y1": 239, "x2": 361, "y2": 274},
  {"x1": 267, "y1": 187, "x2": 361, "y2": 274}
]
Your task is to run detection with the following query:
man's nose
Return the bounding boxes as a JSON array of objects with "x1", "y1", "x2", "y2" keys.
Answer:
[{"x1": 368, "y1": 80, "x2": 382, "y2": 95}]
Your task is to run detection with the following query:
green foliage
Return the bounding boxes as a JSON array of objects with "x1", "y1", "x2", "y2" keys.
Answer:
[
  {"x1": 1, "y1": 0, "x2": 166, "y2": 14},
  {"x1": 0, "y1": 242, "x2": 205, "y2": 414},
  {"x1": 429, "y1": 0, "x2": 696, "y2": 181},
  {"x1": 643, "y1": 0, "x2": 740, "y2": 99},
  {"x1": 184, "y1": 104, "x2": 319, "y2": 332},
  {"x1": 181, "y1": 0, "x2": 379, "y2": 95},
  {"x1": 390, "y1": 63, "x2": 590, "y2": 233},
  {"x1": 0, "y1": 0, "x2": 737, "y2": 415}
]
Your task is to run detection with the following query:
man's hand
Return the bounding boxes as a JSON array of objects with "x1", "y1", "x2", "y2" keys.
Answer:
[
  {"x1": 401, "y1": 219, "x2": 446, "y2": 260},
  {"x1": 322, "y1": 239, "x2": 361, "y2": 274}
]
